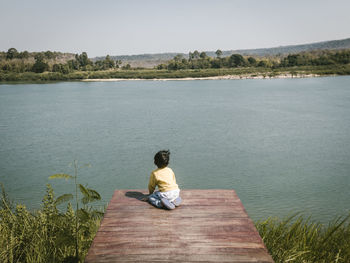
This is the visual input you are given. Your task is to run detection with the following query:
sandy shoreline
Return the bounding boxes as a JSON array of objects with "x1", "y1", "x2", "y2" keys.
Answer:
[{"x1": 81, "y1": 73, "x2": 322, "y2": 82}]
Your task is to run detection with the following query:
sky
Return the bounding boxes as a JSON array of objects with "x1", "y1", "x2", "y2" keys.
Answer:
[{"x1": 1, "y1": 0, "x2": 350, "y2": 57}]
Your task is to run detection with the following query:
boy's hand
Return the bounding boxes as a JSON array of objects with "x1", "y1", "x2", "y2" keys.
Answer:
[{"x1": 141, "y1": 195, "x2": 149, "y2": 202}]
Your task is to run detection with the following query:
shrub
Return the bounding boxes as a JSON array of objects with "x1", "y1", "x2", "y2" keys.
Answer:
[{"x1": 0, "y1": 161, "x2": 104, "y2": 263}]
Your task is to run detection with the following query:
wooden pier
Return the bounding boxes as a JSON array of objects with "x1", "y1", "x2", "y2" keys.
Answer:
[{"x1": 85, "y1": 189, "x2": 274, "y2": 262}]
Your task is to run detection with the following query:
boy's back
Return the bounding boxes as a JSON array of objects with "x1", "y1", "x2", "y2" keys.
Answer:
[{"x1": 149, "y1": 167, "x2": 179, "y2": 193}]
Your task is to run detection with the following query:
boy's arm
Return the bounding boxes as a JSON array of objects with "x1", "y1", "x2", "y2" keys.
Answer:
[
  {"x1": 172, "y1": 170, "x2": 177, "y2": 184},
  {"x1": 141, "y1": 195, "x2": 149, "y2": 201},
  {"x1": 148, "y1": 172, "x2": 156, "y2": 194}
]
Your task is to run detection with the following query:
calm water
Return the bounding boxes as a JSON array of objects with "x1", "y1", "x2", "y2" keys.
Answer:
[{"x1": 1, "y1": 77, "x2": 350, "y2": 223}]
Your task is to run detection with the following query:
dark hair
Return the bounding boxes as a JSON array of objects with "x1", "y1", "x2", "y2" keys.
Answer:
[{"x1": 154, "y1": 150, "x2": 170, "y2": 168}]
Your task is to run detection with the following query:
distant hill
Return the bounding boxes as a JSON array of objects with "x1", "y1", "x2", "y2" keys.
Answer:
[
  {"x1": 94, "y1": 37, "x2": 350, "y2": 68},
  {"x1": 218, "y1": 37, "x2": 350, "y2": 57}
]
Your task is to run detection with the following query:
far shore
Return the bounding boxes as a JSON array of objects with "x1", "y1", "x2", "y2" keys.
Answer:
[{"x1": 81, "y1": 73, "x2": 323, "y2": 82}]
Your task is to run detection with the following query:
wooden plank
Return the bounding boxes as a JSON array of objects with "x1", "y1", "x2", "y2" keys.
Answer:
[
  {"x1": 85, "y1": 189, "x2": 273, "y2": 263},
  {"x1": 92, "y1": 234, "x2": 263, "y2": 243},
  {"x1": 84, "y1": 254, "x2": 273, "y2": 263},
  {"x1": 100, "y1": 217, "x2": 253, "y2": 226}
]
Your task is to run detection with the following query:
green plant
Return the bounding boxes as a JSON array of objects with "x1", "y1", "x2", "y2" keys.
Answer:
[
  {"x1": 256, "y1": 213, "x2": 350, "y2": 262},
  {"x1": 49, "y1": 160, "x2": 103, "y2": 261},
  {"x1": 0, "y1": 162, "x2": 104, "y2": 263}
]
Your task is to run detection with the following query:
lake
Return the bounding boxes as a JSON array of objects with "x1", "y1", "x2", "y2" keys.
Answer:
[{"x1": 1, "y1": 77, "x2": 350, "y2": 223}]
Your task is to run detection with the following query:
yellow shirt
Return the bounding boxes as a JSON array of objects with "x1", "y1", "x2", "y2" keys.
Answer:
[{"x1": 148, "y1": 167, "x2": 179, "y2": 193}]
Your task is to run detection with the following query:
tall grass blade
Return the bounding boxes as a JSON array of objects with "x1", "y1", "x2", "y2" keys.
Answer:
[
  {"x1": 49, "y1": 174, "x2": 74, "y2": 180},
  {"x1": 56, "y1": 194, "x2": 74, "y2": 205},
  {"x1": 79, "y1": 184, "x2": 101, "y2": 204},
  {"x1": 322, "y1": 213, "x2": 350, "y2": 244}
]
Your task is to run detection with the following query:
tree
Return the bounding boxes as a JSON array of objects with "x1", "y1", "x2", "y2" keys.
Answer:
[
  {"x1": 211, "y1": 59, "x2": 223, "y2": 68},
  {"x1": 52, "y1": 64, "x2": 61, "y2": 72},
  {"x1": 32, "y1": 54, "x2": 49, "y2": 73},
  {"x1": 313, "y1": 55, "x2": 334, "y2": 66},
  {"x1": 198, "y1": 58, "x2": 210, "y2": 68},
  {"x1": 67, "y1": 59, "x2": 79, "y2": 70},
  {"x1": 104, "y1": 55, "x2": 115, "y2": 69},
  {"x1": 156, "y1": 64, "x2": 167, "y2": 70},
  {"x1": 215, "y1": 49, "x2": 222, "y2": 58},
  {"x1": 257, "y1": 60, "x2": 268, "y2": 67},
  {"x1": 6, "y1": 48, "x2": 18, "y2": 60},
  {"x1": 52, "y1": 63, "x2": 70, "y2": 74},
  {"x1": 44, "y1": 51, "x2": 55, "y2": 59},
  {"x1": 18, "y1": 51, "x2": 29, "y2": 59},
  {"x1": 193, "y1": 50, "x2": 200, "y2": 59},
  {"x1": 115, "y1": 60, "x2": 122, "y2": 68},
  {"x1": 188, "y1": 52, "x2": 194, "y2": 61},
  {"x1": 93, "y1": 55, "x2": 116, "y2": 70},
  {"x1": 199, "y1": 52, "x2": 207, "y2": 59},
  {"x1": 75, "y1": 52, "x2": 92, "y2": 69},
  {"x1": 332, "y1": 50, "x2": 350, "y2": 64},
  {"x1": 122, "y1": 64, "x2": 131, "y2": 70},
  {"x1": 285, "y1": 54, "x2": 299, "y2": 66},
  {"x1": 174, "y1": 54, "x2": 183, "y2": 62},
  {"x1": 1, "y1": 62, "x2": 12, "y2": 71},
  {"x1": 229, "y1": 54, "x2": 245, "y2": 67},
  {"x1": 247, "y1": 57, "x2": 257, "y2": 66},
  {"x1": 167, "y1": 60, "x2": 179, "y2": 70}
]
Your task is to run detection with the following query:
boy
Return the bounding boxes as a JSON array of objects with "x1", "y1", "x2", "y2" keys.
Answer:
[{"x1": 145, "y1": 150, "x2": 181, "y2": 210}]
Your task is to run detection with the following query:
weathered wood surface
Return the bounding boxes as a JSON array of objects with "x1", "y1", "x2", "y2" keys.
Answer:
[{"x1": 85, "y1": 189, "x2": 274, "y2": 262}]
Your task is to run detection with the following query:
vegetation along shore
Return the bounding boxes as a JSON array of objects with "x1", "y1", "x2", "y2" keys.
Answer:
[
  {"x1": 1, "y1": 181, "x2": 350, "y2": 263},
  {"x1": 1, "y1": 47, "x2": 350, "y2": 82}
]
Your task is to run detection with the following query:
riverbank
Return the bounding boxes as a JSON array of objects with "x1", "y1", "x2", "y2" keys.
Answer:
[
  {"x1": 1, "y1": 64, "x2": 349, "y2": 83},
  {"x1": 81, "y1": 73, "x2": 322, "y2": 82}
]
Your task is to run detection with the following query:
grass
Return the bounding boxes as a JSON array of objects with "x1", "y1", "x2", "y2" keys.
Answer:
[
  {"x1": 0, "y1": 161, "x2": 104, "y2": 263},
  {"x1": 256, "y1": 213, "x2": 350, "y2": 263},
  {"x1": 0, "y1": 184, "x2": 102, "y2": 263}
]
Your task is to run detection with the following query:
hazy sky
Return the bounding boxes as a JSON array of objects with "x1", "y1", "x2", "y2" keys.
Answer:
[{"x1": 1, "y1": 0, "x2": 350, "y2": 57}]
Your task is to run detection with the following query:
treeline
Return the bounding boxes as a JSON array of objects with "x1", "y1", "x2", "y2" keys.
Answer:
[
  {"x1": 0, "y1": 48, "x2": 127, "y2": 74},
  {"x1": 157, "y1": 49, "x2": 350, "y2": 70},
  {"x1": 1, "y1": 47, "x2": 350, "y2": 82}
]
